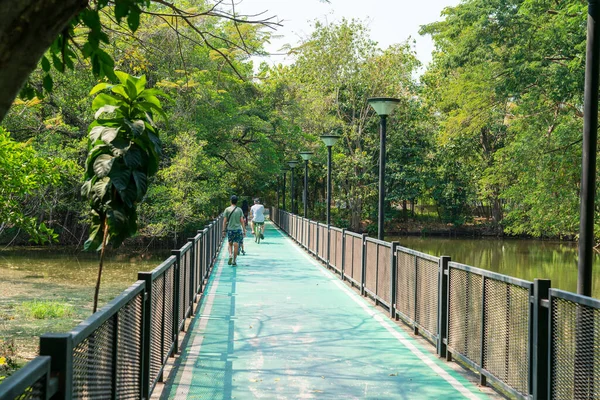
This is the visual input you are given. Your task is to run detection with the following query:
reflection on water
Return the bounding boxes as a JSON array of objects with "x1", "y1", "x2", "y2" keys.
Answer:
[
  {"x1": 0, "y1": 247, "x2": 171, "y2": 287},
  {"x1": 386, "y1": 236, "x2": 600, "y2": 299}
]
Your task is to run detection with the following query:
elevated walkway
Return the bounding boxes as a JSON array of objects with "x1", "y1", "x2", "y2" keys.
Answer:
[{"x1": 159, "y1": 222, "x2": 487, "y2": 399}]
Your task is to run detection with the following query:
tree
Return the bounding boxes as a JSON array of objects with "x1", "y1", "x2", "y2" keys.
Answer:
[
  {"x1": 81, "y1": 71, "x2": 167, "y2": 312},
  {"x1": 281, "y1": 19, "x2": 421, "y2": 230},
  {"x1": 421, "y1": 0, "x2": 587, "y2": 236},
  {"x1": 0, "y1": 0, "x2": 280, "y2": 122}
]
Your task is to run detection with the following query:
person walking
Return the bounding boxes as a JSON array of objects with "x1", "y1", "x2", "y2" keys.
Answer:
[
  {"x1": 249, "y1": 197, "x2": 266, "y2": 240},
  {"x1": 222, "y1": 195, "x2": 245, "y2": 266}
]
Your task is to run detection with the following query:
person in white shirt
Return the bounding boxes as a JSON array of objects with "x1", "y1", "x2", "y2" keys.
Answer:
[{"x1": 249, "y1": 198, "x2": 266, "y2": 239}]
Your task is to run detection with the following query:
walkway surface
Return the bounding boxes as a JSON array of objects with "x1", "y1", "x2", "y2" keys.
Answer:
[{"x1": 161, "y1": 222, "x2": 488, "y2": 399}]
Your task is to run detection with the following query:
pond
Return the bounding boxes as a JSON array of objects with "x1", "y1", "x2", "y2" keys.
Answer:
[
  {"x1": 0, "y1": 247, "x2": 171, "y2": 364},
  {"x1": 386, "y1": 236, "x2": 600, "y2": 299}
]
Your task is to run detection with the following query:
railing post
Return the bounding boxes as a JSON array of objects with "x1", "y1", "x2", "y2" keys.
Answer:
[
  {"x1": 204, "y1": 225, "x2": 211, "y2": 272},
  {"x1": 138, "y1": 272, "x2": 153, "y2": 399},
  {"x1": 532, "y1": 279, "x2": 551, "y2": 400},
  {"x1": 39, "y1": 333, "x2": 73, "y2": 400},
  {"x1": 171, "y1": 249, "x2": 181, "y2": 353},
  {"x1": 361, "y1": 234, "x2": 367, "y2": 296},
  {"x1": 316, "y1": 222, "x2": 320, "y2": 258},
  {"x1": 390, "y1": 242, "x2": 399, "y2": 319},
  {"x1": 479, "y1": 276, "x2": 487, "y2": 387},
  {"x1": 341, "y1": 229, "x2": 346, "y2": 281},
  {"x1": 326, "y1": 225, "x2": 331, "y2": 269},
  {"x1": 437, "y1": 256, "x2": 450, "y2": 358},
  {"x1": 188, "y1": 237, "x2": 196, "y2": 314},
  {"x1": 198, "y1": 230, "x2": 204, "y2": 295}
]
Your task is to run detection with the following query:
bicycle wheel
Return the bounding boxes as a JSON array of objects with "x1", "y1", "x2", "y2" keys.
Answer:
[{"x1": 254, "y1": 224, "x2": 260, "y2": 244}]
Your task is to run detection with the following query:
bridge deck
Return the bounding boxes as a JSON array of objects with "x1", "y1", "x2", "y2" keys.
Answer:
[{"x1": 159, "y1": 222, "x2": 488, "y2": 399}]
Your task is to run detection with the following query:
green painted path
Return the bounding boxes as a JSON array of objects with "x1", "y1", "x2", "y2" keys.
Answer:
[{"x1": 161, "y1": 222, "x2": 488, "y2": 399}]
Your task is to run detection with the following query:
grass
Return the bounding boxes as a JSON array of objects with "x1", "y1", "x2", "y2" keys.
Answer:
[{"x1": 18, "y1": 300, "x2": 74, "y2": 320}]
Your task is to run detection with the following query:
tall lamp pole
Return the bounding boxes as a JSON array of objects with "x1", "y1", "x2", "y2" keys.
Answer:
[
  {"x1": 282, "y1": 167, "x2": 289, "y2": 210},
  {"x1": 578, "y1": 0, "x2": 600, "y2": 297},
  {"x1": 288, "y1": 160, "x2": 299, "y2": 214},
  {"x1": 320, "y1": 135, "x2": 340, "y2": 226},
  {"x1": 299, "y1": 151, "x2": 314, "y2": 218},
  {"x1": 368, "y1": 97, "x2": 400, "y2": 241}
]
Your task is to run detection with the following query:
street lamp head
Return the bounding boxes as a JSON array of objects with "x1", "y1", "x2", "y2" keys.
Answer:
[
  {"x1": 287, "y1": 160, "x2": 299, "y2": 169},
  {"x1": 320, "y1": 134, "x2": 340, "y2": 147},
  {"x1": 367, "y1": 97, "x2": 400, "y2": 116},
  {"x1": 299, "y1": 151, "x2": 314, "y2": 161},
  {"x1": 281, "y1": 166, "x2": 290, "y2": 172}
]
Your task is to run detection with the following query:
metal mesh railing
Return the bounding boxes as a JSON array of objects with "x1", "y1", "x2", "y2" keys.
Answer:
[
  {"x1": 415, "y1": 256, "x2": 439, "y2": 339},
  {"x1": 550, "y1": 290, "x2": 600, "y2": 399},
  {"x1": 115, "y1": 293, "x2": 143, "y2": 399},
  {"x1": 329, "y1": 228, "x2": 343, "y2": 273},
  {"x1": 0, "y1": 356, "x2": 53, "y2": 400},
  {"x1": 71, "y1": 283, "x2": 145, "y2": 399},
  {"x1": 317, "y1": 224, "x2": 327, "y2": 262},
  {"x1": 309, "y1": 221, "x2": 318, "y2": 254},
  {"x1": 364, "y1": 239, "x2": 378, "y2": 298},
  {"x1": 447, "y1": 263, "x2": 532, "y2": 398},
  {"x1": 0, "y1": 214, "x2": 225, "y2": 400}
]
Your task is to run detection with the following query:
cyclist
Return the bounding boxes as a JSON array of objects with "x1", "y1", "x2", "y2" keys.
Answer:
[
  {"x1": 222, "y1": 195, "x2": 245, "y2": 266},
  {"x1": 249, "y1": 197, "x2": 266, "y2": 240}
]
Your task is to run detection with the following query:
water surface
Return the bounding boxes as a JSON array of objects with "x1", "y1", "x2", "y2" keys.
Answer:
[{"x1": 386, "y1": 236, "x2": 600, "y2": 298}]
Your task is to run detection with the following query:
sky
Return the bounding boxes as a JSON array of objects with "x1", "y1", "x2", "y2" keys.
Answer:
[{"x1": 235, "y1": 0, "x2": 461, "y2": 70}]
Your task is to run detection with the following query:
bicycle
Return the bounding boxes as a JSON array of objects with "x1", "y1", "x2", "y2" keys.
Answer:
[{"x1": 253, "y1": 222, "x2": 264, "y2": 244}]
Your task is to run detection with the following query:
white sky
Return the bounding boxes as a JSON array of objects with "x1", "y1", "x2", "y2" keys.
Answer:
[{"x1": 235, "y1": 0, "x2": 461, "y2": 71}]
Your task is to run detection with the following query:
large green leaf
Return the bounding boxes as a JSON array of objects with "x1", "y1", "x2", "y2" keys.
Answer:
[
  {"x1": 91, "y1": 177, "x2": 110, "y2": 204},
  {"x1": 94, "y1": 105, "x2": 119, "y2": 119},
  {"x1": 133, "y1": 75, "x2": 147, "y2": 94},
  {"x1": 132, "y1": 170, "x2": 147, "y2": 200},
  {"x1": 124, "y1": 146, "x2": 143, "y2": 169},
  {"x1": 81, "y1": 179, "x2": 92, "y2": 197},
  {"x1": 125, "y1": 119, "x2": 145, "y2": 136},
  {"x1": 89, "y1": 126, "x2": 119, "y2": 143},
  {"x1": 109, "y1": 165, "x2": 131, "y2": 192},
  {"x1": 92, "y1": 93, "x2": 120, "y2": 110},
  {"x1": 93, "y1": 154, "x2": 115, "y2": 178},
  {"x1": 90, "y1": 82, "x2": 112, "y2": 95}
]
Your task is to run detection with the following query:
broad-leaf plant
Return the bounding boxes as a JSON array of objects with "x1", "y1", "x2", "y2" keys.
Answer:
[{"x1": 82, "y1": 71, "x2": 167, "y2": 312}]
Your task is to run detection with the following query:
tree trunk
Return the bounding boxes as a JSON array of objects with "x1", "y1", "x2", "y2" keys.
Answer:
[
  {"x1": 92, "y1": 215, "x2": 109, "y2": 313},
  {"x1": 0, "y1": 0, "x2": 88, "y2": 122}
]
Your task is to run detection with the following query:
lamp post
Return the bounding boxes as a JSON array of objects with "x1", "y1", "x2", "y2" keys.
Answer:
[
  {"x1": 282, "y1": 167, "x2": 289, "y2": 210},
  {"x1": 288, "y1": 160, "x2": 299, "y2": 214},
  {"x1": 320, "y1": 135, "x2": 340, "y2": 226},
  {"x1": 368, "y1": 97, "x2": 400, "y2": 241},
  {"x1": 299, "y1": 151, "x2": 314, "y2": 218}
]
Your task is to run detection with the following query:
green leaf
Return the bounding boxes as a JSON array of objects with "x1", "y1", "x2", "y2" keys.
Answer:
[
  {"x1": 125, "y1": 78, "x2": 138, "y2": 99},
  {"x1": 89, "y1": 126, "x2": 119, "y2": 143},
  {"x1": 94, "y1": 105, "x2": 119, "y2": 119},
  {"x1": 124, "y1": 146, "x2": 143, "y2": 168},
  {"x1": 134, "y1": 75, "x2": 147, "y2": 94},
  {"x1": 127, "y1": 8, "x2": 140, "y2": 32},
  {"x1": 114, "y1": 1, "x2": 129, "y2": 23},
  {"x1": 90, "y1": 82, "x2": 112, "y2": 95},
  {"x1": 43, "y1": 74, "x2": 53, "y2": 92},
  {"x1": 125, "y1": 119, "x2": 145, "y2": 136},
  {"x1": 132, "y1": 170, "x2": 148, "y2": 200},
  {"x1": 114, "y1": 71, "x2": 130, "y2": 86},
  {"x1": 84, "y1": 223, "x2": 102, "y2": 251},
  {"x1": 109, "y1": 166, "x2": 131, "y2": 191},
  {"x1": 93, "y1": 154, "x2": 115, "y2": 178},
  {"x1": 92, "y1": 92, "x2": 120, "y2": 110},
  {"x1": 109, "y1": 138, "x2": 131, "y2": 158},
  {"x1": 92, "y1": 177, "x2": 110, "y2": 203},
  {"x1": 41, "y1": 56, "x2": 51, "y2": 72},
  {"x1": 111, "y1": 85, "x2": 130, "y2": 100},
  {"x1": 81, "y1": 179, "x2": 92, "y2": 197}
]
